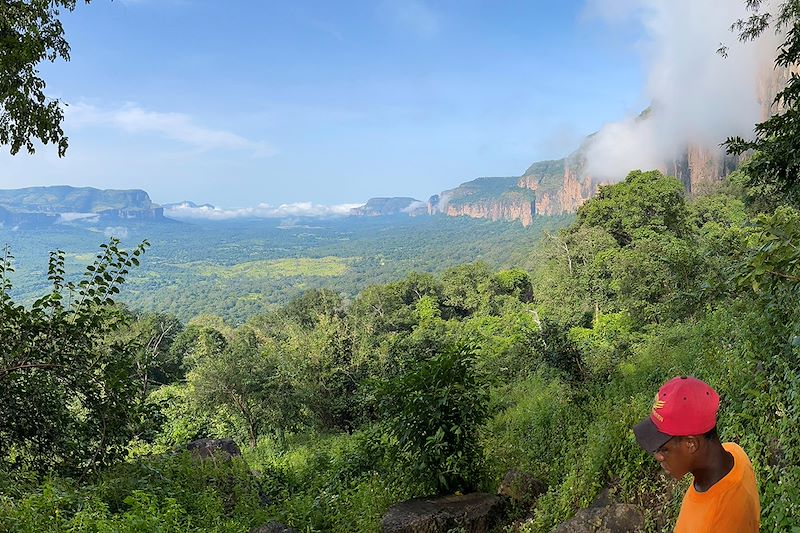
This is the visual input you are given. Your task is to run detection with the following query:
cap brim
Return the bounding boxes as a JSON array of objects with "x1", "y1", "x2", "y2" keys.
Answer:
[{"x1": 633, "y1": 417, "x2": 672, "y2": 453}]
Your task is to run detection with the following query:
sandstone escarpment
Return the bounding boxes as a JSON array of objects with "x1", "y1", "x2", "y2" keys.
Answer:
[
  {"x1": 428, "y1": 177, "x2": 537, "y2": 226},
  {"x1": 442, "y1": 198, "x2": 535, "y2": 226},
  {"x1": 518, "y1": 150, "x2": 608, "y2": 216},
  {"x1": 386, "y1": 60, "x2": 790, "y2": 226},
  {"x1": 0, "y1": 185, "x2": 166, "y2": 226},
  {"x1": 668, "y1": 145, "x2": 742, "y2": 195}
]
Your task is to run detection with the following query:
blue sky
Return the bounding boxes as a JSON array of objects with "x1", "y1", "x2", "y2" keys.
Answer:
[{"x1": 0, "y1": 0, "x2": 649, "y2": 207}]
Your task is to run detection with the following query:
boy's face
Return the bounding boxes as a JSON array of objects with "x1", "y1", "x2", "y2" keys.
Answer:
[{"x1": 653, "y1": 436, "x2": 695, "y2": 479}]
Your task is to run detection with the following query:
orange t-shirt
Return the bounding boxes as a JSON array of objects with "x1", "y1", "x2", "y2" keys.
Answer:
[{"x1": 674, "y1": 442, "x2": 760, "y2": 533}]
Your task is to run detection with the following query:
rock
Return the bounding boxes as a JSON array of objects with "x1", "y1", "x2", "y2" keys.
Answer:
[
  {"x1": 497, "y1": 470, "x2": 546, "y2": 505},
  {"x1": 588, "y1": 487, "x2": 614, "y2": 509},
  {"x1": 553, "y1": 503, "x2": 645, "y2": 533},
  {"x1": 381, "y1": 492, "x2": 505, "y2": 533},
  {"x1": 427, "y1": 177, "x2": 537, "y2": 226},
  {"x1": 185, "y1": 438, "x2": 241, "y2": 460},
  {"x1": 250, "y1": 523, "x2": 298, "y2": 533}
]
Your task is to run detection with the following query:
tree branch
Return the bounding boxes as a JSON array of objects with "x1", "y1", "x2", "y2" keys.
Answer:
[{"x1": 0, "y1": 362, "x2": 65, "y2": 381}]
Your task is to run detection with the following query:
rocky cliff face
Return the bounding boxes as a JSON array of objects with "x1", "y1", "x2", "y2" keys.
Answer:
[
  {"x1": 668, "y1": 146, "x2": 742, "y2": 195},
  {"x1": 516, "y1": 145, "x2": 609, "y2": 216},
  {"x1": 0, "y1": 186, "x2": 158, "y2": 213},
  {"x1": 440, "y1": 197, "x2": 536, "y2": 226},
  {"x1": 427, "y1": 177, "x2": 537, "y2": 226},
  {"x1": 661, "y1": 63, "x2": 792, "y2": 194},
  {"x1": 0, "y1": 205, "x2": 58, "y2": 228},
  {"x1": 421, "y1": 68, "x2": 779, "y2": 223},
  {"x1": 757, "y1": 62, "x2": 796, "y2": 119}
]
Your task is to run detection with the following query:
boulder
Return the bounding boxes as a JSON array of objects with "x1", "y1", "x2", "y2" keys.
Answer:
[
  {"x1": 553, "y1": 503, "x2": 645, "y2": 533},
  {"x1": 250, "y1": 523, "x2": 298, "y2": 533},
  {"x1": 381, "y1": 492, "x2": 505, "y2": 533},
  {"x1": 588, "y1": 487, "x2": 614, "y2": 509},
  {"x1": 185, "y1": 438, "x2": 241, "y2": 460},
  {"x1": 497, "y1": 470, "x2": 546, "y2": 505}
]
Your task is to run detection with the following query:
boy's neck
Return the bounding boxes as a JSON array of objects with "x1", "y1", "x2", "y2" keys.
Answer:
[{"x1": 692, "y1": 441, "x2": 734, "y2": 492}]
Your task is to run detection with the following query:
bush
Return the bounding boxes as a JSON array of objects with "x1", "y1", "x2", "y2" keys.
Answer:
[
  {"x1": 569, "y1": 312, "x2": 637, "y2": 380},
  {"x1": 379, "y1": 343, "x2": 489, "y2": 494},
  {"x1": 0, "y1": 240, "x2": 148, "y2": 474},
  {"x1": 482, "y1": 373, "x2": 577, "y2": 489},
  {"x1": 0, "y1": 452, "x2": 265, "y2": 532}
]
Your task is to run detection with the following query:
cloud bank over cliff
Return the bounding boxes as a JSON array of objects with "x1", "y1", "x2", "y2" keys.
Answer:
[
  {"x1": 582, "y1": 0, "x2": 778, "y2": 181},
  {"x1": 164, "y1": 202, "x2": 362, "y2": 221}
]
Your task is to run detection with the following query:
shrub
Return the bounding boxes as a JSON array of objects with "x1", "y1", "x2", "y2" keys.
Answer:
[{"x1": 379, "y1": 343, "x2": 489, "y2": 494}]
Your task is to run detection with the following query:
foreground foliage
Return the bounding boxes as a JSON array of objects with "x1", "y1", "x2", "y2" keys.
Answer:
[
  {"x1": 2, "y1": 167, "x2": 798, "y2": 532},
  {"x1": 0, "y1": 239, "x2": 148, "y2": 473}
]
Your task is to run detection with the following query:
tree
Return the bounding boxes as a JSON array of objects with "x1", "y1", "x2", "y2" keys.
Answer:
[
  {"x1": 486, "y1": 268, "x2": 534, "y2": 303},
  {"x1": 1, "y1": 0, "x2": 91, "y2": 156},
  {"x1": 187, "y1": 327, "x2": 299, "y2": 447},
  {"x1": 440, "y1": 262, "x2": 492, "y2": 318},
  {"x1": 533, "y1": 226, "x2": 620, "y2": 326},
  {"x1": 281, "y1": 288, "x2": 344, "y2": 329},
  {"x1": 723, "y1": 1, "x2": 800, "y2": 207},
  {"x1": 379, "y1": 343, "x2": 489, "y2": 494},
  {"x1": 576, "y1": 170, "x2": 689, "y2": 246},
  {"x1": 610, "y1": 233, "x2": 704, "y2": 325},
  {"x1": 120, "y1": 312, "x2": 184, "y2": 402},
  {"x1": 0, "y1": 238, "x2": 148, "y2": 473}
]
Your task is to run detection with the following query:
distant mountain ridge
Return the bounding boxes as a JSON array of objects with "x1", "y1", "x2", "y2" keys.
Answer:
[
  {"x1": 0, "y1": 186, "x2": 164, "y2": 228},
  {"x1": 350, "y1": 197, "x2": 423, "y2": 216},
  {"x1": 7, "y1": 64, "x2": 787, "y2": 229}
]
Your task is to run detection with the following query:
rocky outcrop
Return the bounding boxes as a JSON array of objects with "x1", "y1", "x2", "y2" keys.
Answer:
[
  {"x1": 668, "y1": 145, "x2": 743, "y2": 195},
  {"x1": 441, "y1": 198, "x2": 535, "y2": 226},
  {"x1": 518, "y1": 149, "x2": 607, "y2": 216},
  {"x1": 0, "y1": 186, "x2": 157, "y2": 213},
  {"x1": 0, "y1": 205, "x2": 58, "y2": 228},
  {"x1": 496, "y1": 470, "x2": 546, "y2": 506},
  {"x1": 250, "y1": 523, "x2": 298, "y2": 533},
  {"x1": 381, "y1": 493, "x2": 506, "y2": 533},
  {"x1": 185, "y1": 438, "x2": 242, "y2": 460},
  {"x1": 552, "y1": 503, "x2": 645, "y2": 533},
  {"x1": 427, "y1": 177, "x2": 537, "y2": 226},
  {"x1": 0, "y1": 185, "x2": 165, "y2": 226},
  {"x1": 757, "y1": 63, "x2": 796, "y2": 120}
]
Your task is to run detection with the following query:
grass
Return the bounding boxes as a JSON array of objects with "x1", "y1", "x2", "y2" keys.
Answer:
[{"x1": 184, "y1": 257, "x2": 352, "y2": 279}]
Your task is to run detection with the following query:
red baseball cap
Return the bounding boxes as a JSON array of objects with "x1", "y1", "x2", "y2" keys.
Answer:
[{"x1": 633, "y1": 376, "x2": 720, "y2": 453}]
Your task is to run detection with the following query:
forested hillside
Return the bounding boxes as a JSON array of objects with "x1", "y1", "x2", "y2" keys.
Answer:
[{"x1": 2, "y1": 164, "x2": 798, "y2": 531}]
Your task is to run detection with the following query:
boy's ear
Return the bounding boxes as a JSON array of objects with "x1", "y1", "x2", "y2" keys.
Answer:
[{"x1": 684, "y1": 436, "x2": 700, "y2": 453}]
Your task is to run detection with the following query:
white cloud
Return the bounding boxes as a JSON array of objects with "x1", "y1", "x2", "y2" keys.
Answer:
[
  {"x1": 381, "y1": 0, "x2": 440, "y2": 37},
  {"x1": 66, "y1": 102, "x2": 275, "y2": 157},
  {"x1": 582, "y1": 0, "x2": 779, "y2": 181},
  {"x1": 165, "y1": 201, "x2": 363, "y2": 220},
  {"x1": 402, "y1": 200, "x2": 427, "y2": 214}
]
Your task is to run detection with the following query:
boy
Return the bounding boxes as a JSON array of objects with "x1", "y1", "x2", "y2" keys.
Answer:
[{"x1": 633, "y1": 376, "x2": 760, "y2": 532}]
